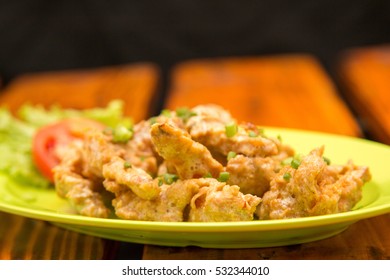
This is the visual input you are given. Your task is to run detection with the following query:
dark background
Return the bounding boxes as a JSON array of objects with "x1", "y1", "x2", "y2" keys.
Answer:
[{"x1": 0, "y1": 0, "x2": 389, "y2": 86}]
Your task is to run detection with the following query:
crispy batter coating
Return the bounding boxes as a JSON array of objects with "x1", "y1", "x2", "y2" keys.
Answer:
[
  {"x1": 53, "y1": 141, "x2": 111, "y2": 218},
  {"x1": 258, "y1": 147, "x2": 371, "y2": 219},
  {"x1": 102, "y1": 156, "x2": 160, "y2": 200},
  {"x1": 150, "y1": 122, "x2": 224, "y2": 179},
  {"x1": 82, "y1": 130, "x2": 125, "y2": 178},
  {"x1": 186, "y1": 114, "x2": 278, "y2": 159},
  {"x1": 189, "y1": 178, "x2": 261, "y2": 222},
  {"x1": 103, "y1": 178, "x2": 200, "y2": 221},
  {"x1": 123, "y1": 120, "x2": 160, "y2": 176},
  {"x1": 226, "y1": 155, "x2": 277, "y2": 197}
]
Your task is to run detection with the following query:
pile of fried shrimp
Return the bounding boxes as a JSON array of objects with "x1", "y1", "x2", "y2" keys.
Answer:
[{"x1": 53, "y1": 104, "x2": 371, "y2": 222}]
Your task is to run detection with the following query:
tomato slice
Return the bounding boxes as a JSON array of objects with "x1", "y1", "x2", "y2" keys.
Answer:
[{"x1": 32, "y1": 118, "x2": 104, "y2": 182}]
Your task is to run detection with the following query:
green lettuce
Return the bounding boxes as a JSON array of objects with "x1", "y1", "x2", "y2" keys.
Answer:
[{"x1": 0, "y1": 100, "x2": 130, "y2": 188}]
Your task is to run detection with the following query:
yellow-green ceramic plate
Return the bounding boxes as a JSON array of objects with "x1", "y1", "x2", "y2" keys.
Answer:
[{"x1": 1, "y1": 128, "x2": 390, "y2": 248}]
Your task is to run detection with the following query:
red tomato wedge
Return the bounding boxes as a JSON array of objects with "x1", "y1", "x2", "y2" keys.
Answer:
[{"x1": 32, "y1": 118, "x2": 104, "y2": 182}]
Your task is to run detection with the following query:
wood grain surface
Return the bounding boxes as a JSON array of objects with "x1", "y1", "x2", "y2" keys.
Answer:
[
  {"x1": 338, "y1": 44, "x2": 390, "y2": 144},
  {"x1": 165, "y1": 55, "x2": 361, "y2": 136},
  {"x1": 0, "y1": 63, "x2": 160, "y2": 122}
]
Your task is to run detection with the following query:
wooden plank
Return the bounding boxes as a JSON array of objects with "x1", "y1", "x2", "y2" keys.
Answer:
[
  {"x1": 0, "y1": 212, "x2": 105, "y2": 260},
  {"x1": 165, "y1": 55, "x2": 361, "y2": 136},
  {"x1": 143, "y1": 215, "x2": 390, "y2": 260},
  {"x1": 0, "y1": 63, "x2": 159, "y2": 260},
  {"x1": 0, "y1": 63, "x2": 160, "y2": 122},
  {"x1": 338, "y1": 44, "x2": 390, "y2": 144},
  {"x1": 142, "y1": 55, "x2": 375, "y2": 260}
]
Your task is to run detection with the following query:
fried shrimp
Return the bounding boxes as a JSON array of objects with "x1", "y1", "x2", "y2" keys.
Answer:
[
  {"x1": 53, "y1": 141, "x2": 111, "y2": 218},
  {"x1": 150, "y1": 122, "x2": 224, "y2": 179},
  {"x1": 188, "y1": 178, "x2": 261, "y2": 222},
  {"x1": 102, "y1": 156, "x2": 160, "y2": 200},
  {"x1": 258, "y1": 147, "x2": 371, "y2": 219},
  {"x1": 51, "y1": 104, "x2": 371, "y2": 222},
  {"x1": 186, "y1": 113, "x2": 278, "y2": 159},
  {"x1": 103, "y1": 178, "x2": 199, "y2": 221}
]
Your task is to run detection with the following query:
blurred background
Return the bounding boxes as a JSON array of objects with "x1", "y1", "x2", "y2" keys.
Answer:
[{"x1": 0, "y1": 0, "x2": 389, "y2": 85}]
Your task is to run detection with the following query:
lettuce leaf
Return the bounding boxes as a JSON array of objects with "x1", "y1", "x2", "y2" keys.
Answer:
[{"x1": 0, "y1": 100, "x2": 130, "y2": 188}]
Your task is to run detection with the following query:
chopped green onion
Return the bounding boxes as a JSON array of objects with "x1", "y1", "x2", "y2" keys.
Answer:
[
  {"x1": 112, "y1": 125, "x2": 133, "y2": 143},
  {"x1": 163, "y1": 173, "x2": 179, "y2": 185},
  {"x1": 149, "y1": 116, "x2": 158, "y2": 126},
  {"x1": 283, "y1": 172, "x2": 292, "y2": 181},
  {"x1": 158, "y1": 178, "x2": 163, "y2": 186},
  {"x1": 323, "y1": 156, "x2": 331, "y2": 165},
  {"x1": 248, "y1": 131, "x2": 258, "y2": 138},
  {"x1": 203, "y1": 172, "x2": 213, "y2": 178},
  {"x1": 277, "y1": 134, "x2": 282, "y2": 141},
  {"x1": 175, "y1": 107, "x2": 196, "y2": 122},
  {"x1": 103, "y1": 127, "x2": 113, "y2": 135},
  {"x1": 227, "y1": 151, "x2": 237, "y2": 161},
  {"x1": 118, "y1": 117, "x2": 134, "y2": 130},
  {"x1": 225, "y1": 122, "x2": 238, "y2": 138},
  {"x1": 282, "y1": 157, "x2": 293, "y2": 166},
  {"x1": 291, "y1": 158, "x2": 301, "y2": 169},
  {"x1": 160, "y1": 109, "x2": 172, "y2": 117},
  {"x1": 217, "y1": 171, "x2": 230, "y2": 182},
  {"x1": 123, "y1": 161, "x2": 132, "y2": 169}
]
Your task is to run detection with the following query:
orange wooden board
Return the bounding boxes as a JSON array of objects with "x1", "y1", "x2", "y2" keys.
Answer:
[
  {"x1": 0, "y1": 63, "x2": 160, "y2": 122},
  {"x1": 166, "y1": 55, "x2": 361, "y2": 136},
  {"x1": 338, "y1": 44, "x2": 390, "y2": 144}
]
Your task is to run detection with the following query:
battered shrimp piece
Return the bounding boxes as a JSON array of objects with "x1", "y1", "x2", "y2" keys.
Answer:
[
  {"x1": 225, "y1": 135, "x2": 294, "y2": 197},
  {"x1": 259, "y1": 147, "x2": 371, "y2": 219},
  {"x1": 55, "y1": 124, "x2": 161, "y2": 217},
  {"x1": 82, "y1": 130, "x2": 126, "y2": 178},
  {"x1": 150, "y1": 122, "x2": 224, "y2": 179},
  {"x1": 186, "y1": 114, "x2": 278, "y2": 159},
  {"x1": 123, "y1": 120, "x2": 160, "y2": 176},
  {"x1": 317, "y1": 161, "x2": 371, "y2": 213},
  {"x1": 53, "y1": 141, "x2": 111, "y2": 218},
  {"x1": 191, "y1": 104, "x2": 235, "y2": 123},
  {"x1": 226, "y1": 155, "x2": 279, "y2": 197},
  {"x1": 102, "y1": 156, "x2": 160, "y2": 200},
  {"x1": 103, "y1": 178, "x2": 200, "y2": 221},
  {"x1": 188, "y1": 178, "x2": 261, "y2": 222}
]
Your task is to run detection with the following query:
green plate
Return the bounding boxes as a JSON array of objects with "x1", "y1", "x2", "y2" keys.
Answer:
[{"x1": 1, "y1": 128, "x2": 390, "y2": 248}]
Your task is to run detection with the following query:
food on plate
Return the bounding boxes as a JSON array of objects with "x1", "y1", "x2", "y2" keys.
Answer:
[
  {"x1": 258, "y1": 147, "x2": 371, "y2": 219},
  {"x1": 36, "y1": 103, "x2": 370, "y2": 222},
  {"x1": 0, "y1": 101, "x2": 371, "y2": 222}
]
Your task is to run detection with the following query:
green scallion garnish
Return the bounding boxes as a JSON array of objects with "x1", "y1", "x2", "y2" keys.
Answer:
[
  {"x1": 225, "y1": 122, "x2": 238, "y2": 138},
  {"x1": 112, "y1": 125, "x2": 133, "y2": 143},
  {"x1": 323, "y1": 156, "x2": 331, "y2": 165},
  {"x1": 175, "y1": 107, "x2": 197, "y2": 122},
  {"x1": 163, "y1": 173, "x2": 179, "y2": 185},
  {"x1": 123, "y1": 161, "x2": 132, "y2": 169},
  {"x1": 248, "y1": 131, "x2": 258, "y2": 138},
  {"x1": 217, "y1": 171, "x2": 230, "y2": 182},
  {"x1": 160, "y1": 109, "x2": 172, "y2": 117},
  {"x1": 283, "y1": 172, "x2": 292, "y2": 181},
  {"x1": 227, "y1": 151, "x2": 237, "y2": 161},
  {"x1": 291, "y1": 158, "x2": 301, "y2": 169}
]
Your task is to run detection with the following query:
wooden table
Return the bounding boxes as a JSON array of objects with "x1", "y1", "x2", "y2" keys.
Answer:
[{"x1": 1, "y1": 50, "x2": 390, "y2": 260}]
